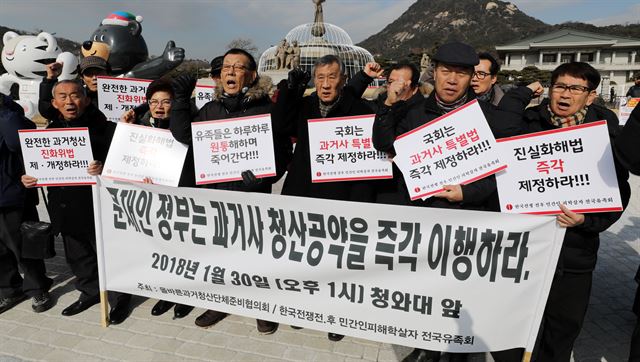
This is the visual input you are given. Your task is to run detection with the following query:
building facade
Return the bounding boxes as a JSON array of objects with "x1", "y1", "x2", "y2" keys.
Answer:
[{"x1": 496, "y1": 29, "x2": 640, "y2": 97}]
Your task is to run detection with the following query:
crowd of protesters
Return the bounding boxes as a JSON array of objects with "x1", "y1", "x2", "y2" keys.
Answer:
[{"x1": 0, "y1": 38, "x2": 639, "y2": 362}]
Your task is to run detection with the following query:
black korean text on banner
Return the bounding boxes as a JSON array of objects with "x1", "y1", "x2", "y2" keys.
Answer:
[
  {"x1": 97, "y1": 76, "x2": 151, "y2": 123},
  {"x1": 95, "y1": 177, "x2": 565, "y2": 353},
  {"x1": 195, "y1": 84, "x2": 216, "y2": 110},
  {"x1": 103, "y1": 123, "x2": 189, "y2": 187},
  {"x1": 495, "y1": 120, "x2": 623, "y2": 215},
  {"x1": 307, "y1": 114, "x2": 393, "y2": 182},
  {"x1": 392, "y1": 100, "x2": 505, "y2": 201},
  {"x1": 19, "y1": 128, "x2": 95, "y2": 186},
  {"x1": 191, "y1": 113, "x2": 276, "y2": 185}
]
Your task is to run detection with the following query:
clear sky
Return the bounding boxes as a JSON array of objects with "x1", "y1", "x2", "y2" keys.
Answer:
[{"x1": 1, "y1": 0, "x2": 638, "y2": 60}]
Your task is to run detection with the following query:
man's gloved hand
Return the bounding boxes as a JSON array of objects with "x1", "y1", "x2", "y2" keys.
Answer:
[
  {"x1": 241, "y1": 170, "x2": 263, "y2": 192},
  {"x1": 172, "y1": 74, "x2": 197, "y2": 103},
  {"x1": 287, "y1": 68, "x2": 310, "y2": 90}
]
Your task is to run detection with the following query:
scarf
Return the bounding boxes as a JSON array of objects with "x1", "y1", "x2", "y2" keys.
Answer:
[
  {"x1": 548, "y1": 105, "x2": 588, "y2": 128},
  {"x1": 435, "y1": 93, "x2": 468, "y2": 114},
  {"x1": 319, "y1": 94, "x2": 342, "y2": 118},
  {"x1": 220, "y1": 94, "x2": 244, "y2": 113},
  {"x1": 476, "y1": 87, "x2": 494, "y2": 103}
]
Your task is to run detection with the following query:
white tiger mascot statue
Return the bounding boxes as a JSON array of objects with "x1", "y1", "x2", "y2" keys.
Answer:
[{"x1": 0, "y1": 31, "x2": 78, "y2": 119}]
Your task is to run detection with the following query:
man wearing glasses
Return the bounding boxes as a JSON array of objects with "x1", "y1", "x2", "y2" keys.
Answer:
[
  {"x1": 170, "y1": 48, "x2": 291, "y2": 335},
  {"x1": 471, "y1": 52, "x2": 504, "y2": 106},
  {"x1": 374, "y1": 42, "x2": 527, "y2": 362},
  {"x1": 499, "y1": 62, "x2": 631, "y2": 361}
]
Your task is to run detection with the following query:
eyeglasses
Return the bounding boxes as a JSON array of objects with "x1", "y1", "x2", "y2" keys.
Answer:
[
  {"x1": 551, "y1": 84, "x2": 591, "y2": 95},
  {"x1": 221, "y1": 63, "x2": 248, "y2": 73},
  {"x1": 149, "y1": 99, "x2": 171, "y2": 107},
  {"x1": 473, "y1": 71, "x2": 491, "y2": 80}
]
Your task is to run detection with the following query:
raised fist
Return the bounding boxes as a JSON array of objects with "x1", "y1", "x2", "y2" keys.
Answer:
[
  {"x1": 287, "y1": 68, "x2": 310, "y2": 90},
  {"x1": 172, "y1": 74, "x2": 197, "y2": 102}
]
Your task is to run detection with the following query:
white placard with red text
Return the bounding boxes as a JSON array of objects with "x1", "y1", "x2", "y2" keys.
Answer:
[
  {"x1": 195, "y1": 84, "x2": 216, "y2": 109},
  {"x1": 191, "y1": 113, "x2": 276, "y2": 185},
  {"x1": 97, "y1": 76, "x2": 151, "y2": 122},
  {"x1": 393, "y1": 100, "x2": 505, "y2": 201},
  {"x1": 19, "y1": 128, "x2": 95, "y2": 186},
  {"x1": 102, "y1": 123, "x2": 188, "y2": 187},
  {"x1": 619, "y1": 97, "x2": 639, "y2": 126},
  {"x1": 308, "y1": 115, "x2": 393, "y2": 182},
  {"x1": 495, "y1": 121, "x2": 623, "y2": 215}
]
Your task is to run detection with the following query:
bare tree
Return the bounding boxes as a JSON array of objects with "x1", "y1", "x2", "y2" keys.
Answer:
[{"x1": 226, "y1": 38, "x2": 258, "y2": 58}]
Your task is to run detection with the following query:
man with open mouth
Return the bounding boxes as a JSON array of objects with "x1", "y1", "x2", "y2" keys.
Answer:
[
  {"x1": 38, "y1": 56, "x2": 110, "y2": 121},
  {"x1": 170, "y1": 48, "x2": 292, "y2": 335},
  {"x1": 499, "y1": 61, "x2": 631, "y2": 361},
  {"x1": 22, "y1": 79, "x2": 115, "y2": 318}
]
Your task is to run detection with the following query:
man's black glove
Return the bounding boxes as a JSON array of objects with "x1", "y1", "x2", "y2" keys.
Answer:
[
  {"x1": 287, "y1": 68, "x2": 310, "y2": 90},
  {"x1": 241, "y1": 170, "x2": 263, "y2": 192},
  {"x1": 172, "y1": 74, "x2": 197, "y2": 103}
]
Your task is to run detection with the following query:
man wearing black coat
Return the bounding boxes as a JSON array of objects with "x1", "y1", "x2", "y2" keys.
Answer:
[
  {"x1": 22, "y1": 80, "x2": 115, "y2": 317},
  {"x1": 170, "y1": 48, "x2": 291, "y2": 194},
  {"x1": 39, "y1": 56, "x2": 110, "y2": 120},
  {"x1": 273, "y1": 55, "x2": 380, "y2": 203},
  {"x1": 368, "y1": 61, "x2": 424, "y2": 205},
  {"x1": 0, "y1": 95, "x2": 54, "y2": 314},
  {"x1": 373, "y1": 42, "x2": 526, "y2": 362},
  {"x1": 272, "y1": 55, "x2": 383, "y2": 342},
  {"x1": 170, "y1": 48, "x2": 290, "y2": 334},
  {"x1": 499, "y1": 62, "x2": 631, "y2": 361},
  {"x1": 626, "y1": 74, "x2": 640, "y2": 98},
  {"x1": 612, "y1": 103, "x2": 640, "y2": 361},
  {"x1": 374, "y1": 43, "x2": 526, "y2": 215}
]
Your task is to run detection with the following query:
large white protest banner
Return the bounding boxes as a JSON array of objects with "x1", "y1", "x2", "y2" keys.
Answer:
[
  {"x1": 102, "y1": 123, "x2": 188, "y2": 186},
  {"x1": 97, "y1": 76, "x2": 151, "y2": 122},
  {"x1": 496, "y1": 120, "x2": 623, "y2": 215},
  {"x1": 307, "y1": 115, "x2": 393, "y2": 182},
  {"x1": 195, "y1": 84, "x2": 216, "y2": 110},
  {"x1": 619, "y1": 97, "x2": 639, "y2": 126},
  {"x1": 94, "y1": 177, "x2": 565, "y2": 353},
  {"x1": 393, "y1": 100, "x2": 505, "y2": 201},
  {"x1": 191, "y1": 114, "x2": 276, "y2": 185},
  {"x1": 19, "y1": 128, "x2": 94, "y2": 186}
]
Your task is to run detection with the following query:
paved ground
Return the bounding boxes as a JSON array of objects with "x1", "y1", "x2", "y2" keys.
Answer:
[{"x1": 0, "y1": 176, "x2": 638, "y2": 362}]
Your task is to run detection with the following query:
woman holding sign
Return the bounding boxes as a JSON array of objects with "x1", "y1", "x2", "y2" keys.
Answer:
[{"x1": 119, "y1": 78, "x2": 195, "y2": 320}]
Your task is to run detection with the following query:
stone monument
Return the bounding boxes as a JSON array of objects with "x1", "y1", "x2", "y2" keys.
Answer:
[
  {"x1": 258, "y1": 0, "x2": 374, "y2": 83},
  {"x1": 311, "y1": 0, "x2": 326, "y2": 37}
]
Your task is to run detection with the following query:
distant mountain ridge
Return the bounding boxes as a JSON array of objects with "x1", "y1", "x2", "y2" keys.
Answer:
[{"x1": 357, "y1": 0, "x2": 640, "y2": 60}]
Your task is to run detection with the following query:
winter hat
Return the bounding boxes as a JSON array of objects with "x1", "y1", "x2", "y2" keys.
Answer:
[
  {"x1": 80, "y1": 56, "x2": 109, "y2": 75},
  {"x1": 101, "y1": 11, "x2": 143, "y2": 26}
]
